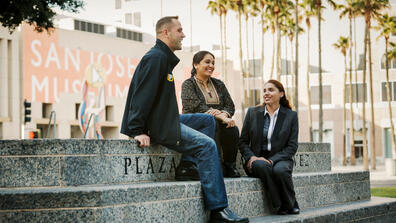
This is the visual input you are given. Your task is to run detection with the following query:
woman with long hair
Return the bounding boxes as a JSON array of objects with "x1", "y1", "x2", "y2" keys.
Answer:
[
  {"x1": 239, "y1": 79, "x2": 300, "y2": 215},
  {"x1": 177, "y1": 50, "x2": 241, "y2": 180}
]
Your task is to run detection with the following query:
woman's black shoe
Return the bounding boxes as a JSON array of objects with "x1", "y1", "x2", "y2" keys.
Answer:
[
  {"x1": 223, "y1": 162, "x2": 241, "y2": 178},
  {"x1": 175, "y1": 161, "x2": 200, "y2": 181},
  {"x1": 277, "y1": 208, "x2": 300, "y2": 215}
]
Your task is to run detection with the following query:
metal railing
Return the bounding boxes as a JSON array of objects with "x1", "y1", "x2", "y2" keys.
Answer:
[{"x1": 46, "y1": 111, "x2": 56, "y2": 138}]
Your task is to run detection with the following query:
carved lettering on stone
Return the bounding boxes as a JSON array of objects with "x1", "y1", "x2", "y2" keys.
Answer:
[
  {"x1": 294, "y1": 153, "x2": 310, "y2": 167},
  {"x1": 124, "y1": 158, "x2": 132, "y2": 175},
  {"x1": 169, "y1": 157, "x2": 176, "y2": 173},
  {"x1": 136, "y1": 157, "x2": 142, "y2": 174},
  {"x1": 158, "y1": 156, "x2": 166, "y2": 173},
  {"x1": 146, "y1": 157, "x2": 154, "y2": 174},
  {"x1": 123, "y1": 156, "x2": 179, "y2": 175}
]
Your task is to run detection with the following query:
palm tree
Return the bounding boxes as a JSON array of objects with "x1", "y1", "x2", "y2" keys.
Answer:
[
  {"x1": 388, "y1": 42, "x2": 396, "y2": 158},
  {"x1": 355, "y1": 0, "x2": 390, "y2": 170},
  {"x1": 376, "y1": 14, "x2": 396, "y2": 161},
  {"x1": 243, "y1": 0, "x2": 258, "y2": 106},
  {"x1": 333, "y1": 36, "x2": 350, "y2": 167},
  {"x1": 300, "y1": 0, "x2": 316, "y2": 141},
  {"x1": 265, "y1": 1, "x2": 278, "y2": 79},
  {"x1": 316, "y1": 0, "x2": 336, "y2": 142},
  {"x1": 337, "y1": 0, "x2": 359, "y2": 165},
  {"x1": 257, "y1": 0, "x2": 269, "y2": 100},
  {"x1": 221, "y1": 0, "x2": 233, "y2": 84},
  {"x1": 207, "y1": 0, "x2": 229, "y2": 82},
  {"x1": 284, "y1": 16, "x2": 303, "y2": 108},
  {"x1": 294, "y1": 0, "x2": 299, "y2": 113},
  {"x1": 229, "y1": 0, "x2": 248, "y2": 109},
  {"x1": 265, "y1": 0, "x2": 293, "y2": 80}
]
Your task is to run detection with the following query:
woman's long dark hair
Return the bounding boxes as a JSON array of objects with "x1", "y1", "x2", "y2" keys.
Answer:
[
  {"x1": 190, "y1": 51, "x2": 215, "y2": 77},
  {"x1": 265, "y1": 79, "x2": 292, "y2": 110}
]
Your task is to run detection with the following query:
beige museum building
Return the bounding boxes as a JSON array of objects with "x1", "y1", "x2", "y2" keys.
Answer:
[{"x1": 1, "y1": 8, "x2": 396, "y2": 166}]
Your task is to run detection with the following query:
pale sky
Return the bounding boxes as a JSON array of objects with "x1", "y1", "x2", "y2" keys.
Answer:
[{"x1": 62, "y1": 0, "x2": 393, "y2": 75}]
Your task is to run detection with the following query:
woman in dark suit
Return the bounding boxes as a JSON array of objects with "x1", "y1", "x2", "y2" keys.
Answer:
[
  {"x1": 239, "y1": 79, "x2": 299, "y2": 215},
  {"x1": 180, "y1": 50, "x2": 240, "y2": 178}
]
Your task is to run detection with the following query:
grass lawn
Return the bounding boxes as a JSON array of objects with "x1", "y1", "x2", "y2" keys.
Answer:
[{"x1": 371, "y1": 187, "x2": 396, "y2": 198}]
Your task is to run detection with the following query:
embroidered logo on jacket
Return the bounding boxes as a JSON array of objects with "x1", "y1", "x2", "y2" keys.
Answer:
[{"x1": 167, "y1": 73, "x2": 174, "y2": 82}]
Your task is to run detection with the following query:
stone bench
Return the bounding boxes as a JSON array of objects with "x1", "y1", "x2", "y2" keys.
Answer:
[
  {"x1": 0, "y1": 171, "x2": 370, "y2": 222},
  {"x1": 0, "y1": 139, "x2": 330, "y2": 188},
  {"x1": 1, "y1": 139, "x2": 395, "y2": 223}
]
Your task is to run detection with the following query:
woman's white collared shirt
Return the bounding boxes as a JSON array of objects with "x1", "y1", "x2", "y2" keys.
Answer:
[{"x1": 264, "y1": 106, "x2": 280, "y2": 151}]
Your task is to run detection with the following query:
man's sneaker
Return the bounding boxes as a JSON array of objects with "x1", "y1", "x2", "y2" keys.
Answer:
[{"x1": 210, "y1": 208, "x2": 249, "y2": 223}]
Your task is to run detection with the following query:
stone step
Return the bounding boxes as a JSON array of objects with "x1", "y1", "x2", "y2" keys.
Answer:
[
  {"x1": 0, "y1": 171, "x2": 369, "y2": 222},
  {"x1": 0, "y1": 139, "x2": 330, "y2": 188},
  {"x1": 250, "y1": 196, "x2": 396, "y2": 223}
]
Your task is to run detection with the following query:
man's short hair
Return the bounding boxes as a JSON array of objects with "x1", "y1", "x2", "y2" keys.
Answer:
[{"x1": 155, "y1": 16, "x2": 179, "y2": 35}]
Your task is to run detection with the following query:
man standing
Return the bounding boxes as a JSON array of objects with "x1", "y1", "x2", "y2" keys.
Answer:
[{"x1": 121, "y1": 16, "x2": 249, "y2": 223}]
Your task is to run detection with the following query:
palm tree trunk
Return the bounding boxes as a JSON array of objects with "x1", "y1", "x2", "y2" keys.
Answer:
[
  {"x1": 271, "y1": 31, "x2": 275, "y2": 79},
  {"x1": 261, "y1": 14, "x2": 265, "y2": 103},
  {"x1": 276, "y1": 14, "x2": 281, "y2": 80},
  {"x1": 318, "y1": 1, "x2": 323, "y2": 142},
  {"x1": 385, "y1": 38, "x2": 396, "y2": 160},
  {"x1": 354, "y1": 16, "x2": 359, "y2": 142},
  {"x1": 368, "y1": 22, "x2": 376, "y2": 169},
  {"x1": 224, "y1": 13, "x2": 228, "y2": 83},
  {"x1": 245, "y1": 17, "x2": 251, "y2": 106},
  {"x1": 307, "y1": 27, "x2": 313, "y2": 141},
  {"x1": 290, "y1": 39, "x2": 295, "y2": 108},
  {"x1": 219, "y1": 13, "x2": 225, "y2": 82},
  {"x1": 344, "y1": 54, "x2": 348, "y2": 167},
  {"x1": 238, "y1": 8, "x2": 246, "y2": 110},
  {"x1": 294, "y1": 0, "x2": 299, "y2": 113},
  {"x1": 189, "y1": 0, "x2": 193, "y2": 52},
  {"x1": 349, "y1": 15, "x2": 355, "y2": 166},
  {"x1": 285, "y1": 37, "x2": 289, "y2": 98},
  {"x1": 362, "y1": 23, "x2": 369, "y2": 170}
]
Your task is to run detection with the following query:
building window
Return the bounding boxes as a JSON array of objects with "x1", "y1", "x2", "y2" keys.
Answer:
[
  {"x1": 381, "y1": 81, "x2": 396, "y2": 101},
  {"x1": 345, "y1": 83, "x2": 367, "y2": 103},
  {"x1": 74, "y1": 20, "x2": 105, "y2": 35},
  {"x1": 74, "y1": 20, "x2": 80, "y2": 30},
  {"x1": 310, "y1": 85, "x2": 332, "y2": 104},
  {"x1": 353, "y1": 140, "x2": 363, "y2": 158},
  {"x1": 42, "y1": 103, "x2": 53, "y2": 119},
  {"x1": 381, "y1": 54, "x2": 396, "y2": 69},
  {"x1": 357, "y1": 54, "x2": 365, "y2": 71},
  {"x1": 115, "y1": 0, "x2": 122, "y2": 9},
  {"x1": 116, "y1": 28, "x2": 143, "y2": 42},
  {"x1": 71, "y1": 125, "x2": 83, "y2": 138},
  {"x1": 281, "y1": 59, "x2": 292, "y2": 75},
  {"x1": 244, "y1": 89, "x2": 261, "y2": 107},
  {"x1": 134, "y1": 12, "x2": 141, "y2": 27},
  {"x1": 105, "y1": 105, "x2": 114, "y2": 121},
  {"x1": 246, "y1": 59, "x2": 262, "y2": 77},
  {"x1": 384, "y1": 128, "x2": 395, "y2": 158},
  {"x1": 75, "y1": 103, "x2": 80, "y2": 120},
  {"x1": 125, "y1": 13, "x2": 133, "y2": 25}
]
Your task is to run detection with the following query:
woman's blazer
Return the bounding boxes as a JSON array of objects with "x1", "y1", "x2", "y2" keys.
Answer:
[
  {"x1": 181, "y1": 77, "x2": 235, "y2": 116},
  {"x1": 238, "y1": 105, "x2": 298, "y2": 165}
]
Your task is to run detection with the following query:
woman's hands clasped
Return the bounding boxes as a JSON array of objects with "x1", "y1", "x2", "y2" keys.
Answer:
[{"x1": 208, "y1": 108, "x2": 235, "y2": 128}]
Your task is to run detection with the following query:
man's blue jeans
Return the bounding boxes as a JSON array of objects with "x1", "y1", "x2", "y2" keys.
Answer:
[
  {"x1": 168, "y1": 114, "x2": 228, "y2": 210},
  {"x1": 179, "y1": 114, "x2": 216, "y2": 163}
]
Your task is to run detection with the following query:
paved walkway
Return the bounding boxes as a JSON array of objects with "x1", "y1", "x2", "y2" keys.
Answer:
[{"x1": 332, "y1": 164, "x2": 396, "y2": 188}]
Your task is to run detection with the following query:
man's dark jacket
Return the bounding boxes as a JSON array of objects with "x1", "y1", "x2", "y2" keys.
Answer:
[
  {"x1": 238, "y1": 105, "x2": 298, "y2": 165},
  {"x1": 121, "y1": 39, "x2": 181, "y2": 146}
]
